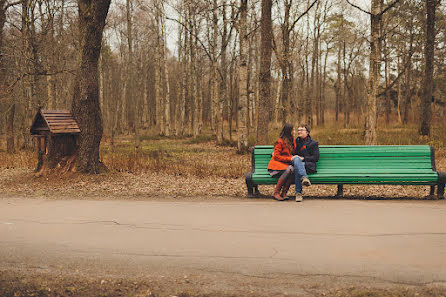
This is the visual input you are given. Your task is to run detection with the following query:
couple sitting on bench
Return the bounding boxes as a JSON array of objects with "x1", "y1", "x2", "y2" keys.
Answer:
[{"x1": 268, "y1": 123, "x2": 319, "y2": 202}]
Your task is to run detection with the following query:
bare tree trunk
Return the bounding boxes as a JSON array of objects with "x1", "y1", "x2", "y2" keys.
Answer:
[
  {"x1": 0, "y1": 0, "x2": 11, "y2": 152},
  {"x1": 257, "y1": 0, "x2": 272, "y2": 144},
  {"x1": 212, "y1": 0, "x2": 223, "y2": 144},
  {"x1": 142, "y1": 52, "x2": 149, "y2": 128},
  {"x1": 364, "y1": 0, "x2": 382, "y2": 145},
  {"x1": 178, "y1": 21, "x2": 187, "y2": 136},
  {"x1": 44, "y1": 5, "x2": 57, "y2": 110},
  {"x1": 187, "y1": 20, "x2": 193, "y2": 135},
  {"x1": 219, "y1": 0, "x2": 228, "y2": 143},
  {"x1": 321, "y1": 42, "x2": 329, "y2": 125},
  {"x1": 335, "y1": 45, "x2": 341, "y2": 122},
  {"x1": 273, "y1": 77, "x2": 281, "y2": 125},
  {"x1": 343, "y1": 39, "x2": 349, "y2": 127},
  {"x1": 279, "y1": 0, "x2": 292, "y2": 124},
  {"x1": 161, "y1": 38, "x2": 170, "y2": 137},
  {"x1": 194, "y1": 17, "x2": 203, "y2": 136},
  {"x1": 22, "y1": 0, "x2": 40, "y2": 149},
  {"x1": 189, "y1": 14, "x2": 199, "y2": 137},
  {"x1": 396, "y1": 45, "x2": 402, "y2": 124},
  {"x1": 420, "y1": 0, "x2": 436, "y2": 136},
  {"x1": 156, "y1": 1, "x2": 170, "y2": 137},
  {"x1": 6, "y1": 103, "x2": 15, "y2": 153},
  {"x1": 154, "y1": 30, "x2": 162, "y2": 135},
  {"x1": 384, "y1": 41, "x2": 391, "y2": 125},
  {"x1": 72, "y1": 0, "x2": 111, "y2": 173}
]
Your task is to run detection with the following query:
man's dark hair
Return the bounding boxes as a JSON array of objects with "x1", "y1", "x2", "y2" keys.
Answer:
[{"x1": 299, "y1": 123, "x2": 310, "y2": 134}]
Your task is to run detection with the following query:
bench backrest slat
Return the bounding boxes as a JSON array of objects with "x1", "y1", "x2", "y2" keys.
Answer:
[{"x1": 251, "y1": 145, "x2": 438, "y2": 185}]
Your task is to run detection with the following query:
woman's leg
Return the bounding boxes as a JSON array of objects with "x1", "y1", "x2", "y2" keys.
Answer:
[
  {"x1": 281, "y1": 166, "x2": 295, "y2": 198},
  {"x1": 273, "y1": 168, "x2": 293, "y2": 201}
]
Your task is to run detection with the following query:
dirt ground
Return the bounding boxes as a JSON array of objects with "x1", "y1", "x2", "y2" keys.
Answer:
[
  {"x1": 2, "y1": 268, "x2": 446, "y2": 297},
  {"x1": 0, "y1": 168, "x2": 440, "y2": 201}
]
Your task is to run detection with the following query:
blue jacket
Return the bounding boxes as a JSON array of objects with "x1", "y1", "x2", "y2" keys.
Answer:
[{"x1": 295, "y1": 135, "x2": 319, "y2": 174}]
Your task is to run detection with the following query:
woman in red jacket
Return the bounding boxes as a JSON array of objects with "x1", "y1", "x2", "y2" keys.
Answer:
[{"x1": 267, "y1": 123, "x2": 297, "y2": 201}]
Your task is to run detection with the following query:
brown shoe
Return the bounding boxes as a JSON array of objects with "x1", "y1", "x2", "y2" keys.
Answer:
[
  {"x1": 273, "y1": 178, "x2": 286, "y2": 201},
  {"x1": 301, "y1": 176, "x2": 311, "y2": 187},
  {"x1": 280, "y1": 178, "x2": 293, "y2": 199},
  {"x1": 273, "y1": 192, "x2": 286, "y2": 201}
]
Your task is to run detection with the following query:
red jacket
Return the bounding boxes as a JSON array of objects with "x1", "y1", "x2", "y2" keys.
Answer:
[{"x1": 267, "y1": 138, "x2": 296, "y2": 171}]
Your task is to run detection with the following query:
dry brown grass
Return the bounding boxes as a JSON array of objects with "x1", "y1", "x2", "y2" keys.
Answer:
[
  {"x1": 100, "y1": 138, "x2": 249, "y2": 178},
  {"x1": 1, "y1": 124, "x2": 446, "y2": 179},
  {"x1": 0, "y1": 149, "x2": 35, "y2": 169}
]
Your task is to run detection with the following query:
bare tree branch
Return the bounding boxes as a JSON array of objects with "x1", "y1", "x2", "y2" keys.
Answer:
[
  {"x1": 378, "y1": 0, "x2": 401, "y2": 16},
  {"x1": 5, "y1": 0, "x2": 23, "y2": 9},
  {"x1": 377, "y1": 42, "x2": 421, "y2": 97},
  {"x1": 288, "y1": 0, "x2": 318, "y2": 33},
  {"x1": 345, "y1": 0, "x2": 371, "y2": 15},
  {"x1": 165, "y1": 16, "x2": 213, "y2": 63},
  {"x1": 345, "y1": 0, "x2": 401, "y2": 16},
  {"x1": 0, "y1": 69, "x2": 75, "y2": 101}
]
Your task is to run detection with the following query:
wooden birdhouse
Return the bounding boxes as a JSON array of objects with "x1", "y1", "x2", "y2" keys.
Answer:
[{"x1": 30, "y1": 109, "x2": 81, "y2": 172}]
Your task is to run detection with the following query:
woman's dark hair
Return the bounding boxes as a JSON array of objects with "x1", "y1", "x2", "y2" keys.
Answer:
[{"x1": 279, "y1": 123, "x2": 294, "y2": 151}]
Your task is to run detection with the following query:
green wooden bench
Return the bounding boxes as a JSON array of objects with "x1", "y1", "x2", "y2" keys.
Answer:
[{"x1": 245, "y1": 145, "x2": 446, "y2": 199}]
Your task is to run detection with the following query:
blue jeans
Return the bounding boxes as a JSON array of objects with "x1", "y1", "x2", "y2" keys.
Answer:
[{"x1": 292, "y1": 158, "x2": 308, "y2": 194}]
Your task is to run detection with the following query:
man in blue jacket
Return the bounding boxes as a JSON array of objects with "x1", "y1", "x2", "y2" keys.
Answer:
[{"x1": 292, "y1": 124, "x2": 319, "y2": 202}]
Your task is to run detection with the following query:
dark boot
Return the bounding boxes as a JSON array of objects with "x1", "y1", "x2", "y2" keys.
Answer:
[
  {"x1": 281, "y1": 178, "x2": 293, "y2": 199},
  {"x1": 273, "y1": 178, "x2": 286, "y2": 201}
]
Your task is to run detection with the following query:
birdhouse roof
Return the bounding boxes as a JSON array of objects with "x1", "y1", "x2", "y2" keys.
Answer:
[{"x1": 30, "y1": 109, "x2": 81, "y2": 135}]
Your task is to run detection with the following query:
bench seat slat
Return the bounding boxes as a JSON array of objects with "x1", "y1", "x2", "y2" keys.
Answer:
[
  {"x1": 252, "y1": 175, "x2": 438, "y2": 183},
  {"x1": 252, "y1": 173, "x2": 438, "y2": 179}
]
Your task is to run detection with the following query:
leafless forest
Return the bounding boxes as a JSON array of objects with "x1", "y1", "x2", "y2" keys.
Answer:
[{"x1": 1, "y1": 0, "x2": 445, "y2": 160}]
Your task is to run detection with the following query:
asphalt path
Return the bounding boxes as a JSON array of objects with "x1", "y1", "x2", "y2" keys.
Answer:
[{"x1": 1, "y1": 197, "x2": 446, "y2": 295}]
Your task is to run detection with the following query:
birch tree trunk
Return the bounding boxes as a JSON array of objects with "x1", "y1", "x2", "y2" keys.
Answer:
[
  {"x1": 155, "y1": 0, "x2": 170, "y2": 137},
  {"x1": 190, "y1": 13, "x2": 199, "y2": 137},
  {"x1": 237, "y1": 0, "x2": 248, "y2": 153},
  {"x1": 384, "y1": 43, "x2": 391, "y2": 125},
  {"x1": 396, "y1": 45, "x2": 402, "y2": 124},
  {"x1": 154, "y1": 27, "x2": 162, "y2": 135},
  {"x1": 161, "y1": 22, "x2": 171, "y2": 136}
]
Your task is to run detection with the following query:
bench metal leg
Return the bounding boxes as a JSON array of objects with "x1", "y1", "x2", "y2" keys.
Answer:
[
  {"x1": 253, "y1": 185, "x2": 260, "y2": 196},
  {"x1": 245, "y1": 173, "x2": 260, "y2": 197},
  {"x1": 245, "y1": 173, "x2": 254, "y2": 197},
  {"x1": 438, "y1": 184, "x2": 445, "y2": 200},
  {"x1": 335, "y1": 184, "x2": 343, "y2": 197},
  {"x1": 430, "y1": 185, "x2": 436, "y2": 196}
]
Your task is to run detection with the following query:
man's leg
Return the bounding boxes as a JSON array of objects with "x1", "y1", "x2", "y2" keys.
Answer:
[{"x1": 292, "y1": 158, "x2": 307, "y2": 194}]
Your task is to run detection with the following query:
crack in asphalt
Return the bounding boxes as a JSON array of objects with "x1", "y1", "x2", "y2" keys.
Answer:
[
  {"x1": 6, "y1": 219, "x2": 446, "y2": 238},
  {"x1": 192, "y1": 267, "x2": 446, "y2": 287}
]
